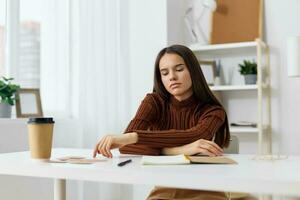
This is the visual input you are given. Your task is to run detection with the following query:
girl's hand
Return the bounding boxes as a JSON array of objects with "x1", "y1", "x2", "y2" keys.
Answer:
[
  {"x1": 162, "y1": 139, "x2": 223, "y2": 156},
  {"x1": 180, "y1": 139, "x2": 223, "y2": 156},
  {"x1": 93, "y1": 132, "x2": 138, "y2": 158}
]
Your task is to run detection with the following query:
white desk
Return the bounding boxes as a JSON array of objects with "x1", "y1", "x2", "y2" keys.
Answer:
[{"x1": 0, "y1": 148, "x2": 300, "y2": 200}]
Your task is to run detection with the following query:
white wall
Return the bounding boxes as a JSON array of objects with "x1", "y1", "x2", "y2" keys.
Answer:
[
  {"x1": 264, "y1": 0, "x2": 300, "y2": 155},
  {"x1": 128, "y1": 0, "x2": 168, "y2": 115},
  {"x1": 166, "y1": 0, "x2": 186, "y2": 45}
]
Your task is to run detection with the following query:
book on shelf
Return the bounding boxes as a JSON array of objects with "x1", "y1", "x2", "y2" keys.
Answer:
[{"x1": 141, "y1": 154, "x2": 237, "y2": 165}]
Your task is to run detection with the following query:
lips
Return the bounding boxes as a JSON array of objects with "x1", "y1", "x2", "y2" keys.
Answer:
[{"x1": 170, "y1": 83, "x2": 181, "y2": 89}]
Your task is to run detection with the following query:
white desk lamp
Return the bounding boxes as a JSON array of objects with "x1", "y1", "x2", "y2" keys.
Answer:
[{"x1": 287, "y1": 36, "x2": 300, "y2": 77}]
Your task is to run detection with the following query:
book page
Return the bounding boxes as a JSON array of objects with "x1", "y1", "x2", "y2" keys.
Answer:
[{"x1": 141, "y1": 155, "x2": 190, "y2": 165}]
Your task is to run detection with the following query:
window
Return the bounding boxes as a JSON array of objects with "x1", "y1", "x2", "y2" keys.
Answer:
[
  {"x1": 4, "y1": 0, "x2": 71, "y2": 118},
  {"x1": 19, "y1": 0, "x2": 70, "y2": 117},
  {"x1": 19, "y1": 0, "x2": 41, "y2": 88}
]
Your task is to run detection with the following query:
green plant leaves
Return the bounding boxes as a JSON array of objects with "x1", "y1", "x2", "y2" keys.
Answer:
[
  {"x1": 238, "y1": 60, "x2": 257, "y2": 75},
  {"x1": 0, "y1": 76, "x2": 20, "y2": 106},
  {"x1": 2, "y1": 76, "x2": 14, "y2": 82}
]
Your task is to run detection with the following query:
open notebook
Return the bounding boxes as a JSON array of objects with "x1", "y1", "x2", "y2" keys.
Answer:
[{"x1": 141, "y1": 154, "x2": 237, "y2": 165}]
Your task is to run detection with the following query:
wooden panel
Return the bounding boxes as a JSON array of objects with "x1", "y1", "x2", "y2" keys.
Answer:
[{"x1": 210, "y1": 0, "x2": 262, "y2": 44}]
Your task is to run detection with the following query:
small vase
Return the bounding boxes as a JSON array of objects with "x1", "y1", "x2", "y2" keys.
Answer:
[
  {"x1": 214, "y1": 76, "x2": 221, "y2": 86},
  {"x1": 244, "y1": 74, "x2": 257, "y2": 85},
  {"x1": 0, "y1": 103, "x2": 12, "y2": 118}
]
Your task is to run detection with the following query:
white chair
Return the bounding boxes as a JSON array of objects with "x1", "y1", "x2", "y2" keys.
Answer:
[{"x1": 224, "y1": 135, "x2": 239, "y2": 154}]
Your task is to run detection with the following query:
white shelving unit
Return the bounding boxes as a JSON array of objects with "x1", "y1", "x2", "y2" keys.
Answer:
[
  {"x1": 190, "y1": 41, "x2": 258, "y2": 52},
  {"x1": 210, "y1": 84, "x2": 258, "y2": 91},
  {"x1": 191, "y1": 39, "x2": 271, "y2": 154}
]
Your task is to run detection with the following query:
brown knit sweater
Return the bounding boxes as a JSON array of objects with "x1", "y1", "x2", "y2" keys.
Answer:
[{"x1": 119, "y1": 93, "x2": 225, "y2": 155}]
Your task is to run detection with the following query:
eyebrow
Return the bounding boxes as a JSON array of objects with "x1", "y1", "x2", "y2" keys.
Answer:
[{"x1": 160, "y1": 63, "x2": 185, "y2": 71}]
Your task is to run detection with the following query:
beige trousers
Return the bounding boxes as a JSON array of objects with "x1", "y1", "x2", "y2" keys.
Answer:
[{"x1": 146, "y1": 186, "x2": 227, "y2": 200}]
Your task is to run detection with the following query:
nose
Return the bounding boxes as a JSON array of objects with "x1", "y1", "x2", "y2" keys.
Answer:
[{"x1": 169, "y1": 71, "x2": 177, "y2": 81}]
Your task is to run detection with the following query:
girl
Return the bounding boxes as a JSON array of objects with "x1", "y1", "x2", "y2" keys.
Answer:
[{"x1": 93, "y1": 44, "x2": 230, "y2": 200}]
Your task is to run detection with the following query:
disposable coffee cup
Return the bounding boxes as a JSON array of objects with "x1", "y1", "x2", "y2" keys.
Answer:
[{"x1": 27, "y1": 117, "x2": 55, "y2": 161}]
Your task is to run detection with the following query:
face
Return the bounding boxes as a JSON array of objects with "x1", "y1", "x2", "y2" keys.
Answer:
[{"x1": 159, "y1": 53, "x2": 193, "y2": 101}]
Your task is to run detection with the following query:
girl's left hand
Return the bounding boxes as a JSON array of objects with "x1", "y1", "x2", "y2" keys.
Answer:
[
  {"x1": 162, "y1": 139, "x2": 223, "y2": 156},
  {"x1": 93, "y1": 132, "x2": 137, "y2": 158}
]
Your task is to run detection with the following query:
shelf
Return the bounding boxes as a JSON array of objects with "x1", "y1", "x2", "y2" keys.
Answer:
[
  {"x1": 189, "y1": 41, "x2": 257, "y2": 52},
  {"x1": 230, "y1": 125, "x2": 269, "y2": 134},
  {"x1": 210, "y1": 85, "x2": 258, "y2": 91},
  {"x1": 230, "y1": 126, "x2": 258, "y2": 133}
]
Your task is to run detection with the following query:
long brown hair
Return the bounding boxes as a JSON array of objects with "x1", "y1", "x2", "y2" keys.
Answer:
[{"x1": 153, "y1": 44, "x2": 230, "y2": 148}]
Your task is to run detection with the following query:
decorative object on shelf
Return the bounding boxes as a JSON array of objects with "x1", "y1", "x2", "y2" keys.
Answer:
[
  {"x1": 211, "y1": 0, "x2": 262, "y2": 44},
  {"x1": 184, "y1": 7, "x2": 198, "y2": 42},
  {"x1": 214, "y1": 59, "x2": 222, "y2": 85},
  {"x1": 238, "y1": 60, "x2": 257, "y2": 84},
  {"x1": 199, "y1": 60, "x2": 217, "y2": 85},
  {"x1": 195, "y1": 0, "x2": 217, "y2": 44},
  {"x1": 15, "y1": 88, "x2": 43, "y2": 118},
  {"x1": 230, "y1": 121, "x2": 257, "y2": 128},
  {"x1": 0, "y1": 76, "x2": 20, "y2": 118},
  {"x1": 184, "y1": 0, "x2": 217, "y2": 44},
  {"x1": 287, "y1": 36, "x2": 300, "y2": 77}
]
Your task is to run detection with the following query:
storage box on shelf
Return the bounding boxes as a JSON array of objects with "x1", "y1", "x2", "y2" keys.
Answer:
[{"x1": 190, "y1": 39, "x2": 271, "y2": 154}]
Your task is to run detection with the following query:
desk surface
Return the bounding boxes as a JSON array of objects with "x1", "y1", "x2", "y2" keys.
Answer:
[{"x1": 0, "y1": 148, "x2": 300, "y2": 197}]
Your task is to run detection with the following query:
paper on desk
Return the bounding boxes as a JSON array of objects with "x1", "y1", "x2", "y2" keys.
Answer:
[
  {"x1": 54, "y1": 156, "x2": 106, "y2": 164},
  {"x1": 57, "y1": 156, "x2": 86, "y2": 161},
  {"x1": 67, "y1": 158, "x2": 105, "y2": 164}
]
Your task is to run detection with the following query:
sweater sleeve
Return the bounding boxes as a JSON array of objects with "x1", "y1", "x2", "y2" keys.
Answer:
[
  {"x1": 119, "y1": 94, "x2": 161, "y2": 155},
  {"x1": 133, "y1": 106, "x2": 225, "y2": 148}
]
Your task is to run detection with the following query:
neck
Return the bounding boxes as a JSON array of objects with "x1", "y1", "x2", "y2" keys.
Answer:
[{"x1": 173, "y1": 91, "x2": 193, "y2": 102}]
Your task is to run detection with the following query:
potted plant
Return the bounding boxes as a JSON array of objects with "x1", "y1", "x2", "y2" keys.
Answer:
[
  {"x1": 0, "y1": 77, "x2": 20, "y2": 118},
  {"x1": 238, "y1": 60, "x2": 257, "y2": 84}
]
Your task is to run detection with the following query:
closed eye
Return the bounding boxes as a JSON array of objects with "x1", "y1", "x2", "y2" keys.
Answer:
[
  {"x1": 160, "y1": 64, "x2": 185, "y2": 76},
  {"x1": 176, "y1": 67, "x2": 184, "y2": 71},
  {"x1": 175, "y1": 65, "x2": 185, "y2": 71},
  {"x1": 160, "y1": 69, "x2": 168, "y2": 76}
]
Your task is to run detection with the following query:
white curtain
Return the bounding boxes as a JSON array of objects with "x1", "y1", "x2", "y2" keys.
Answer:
[{"x1": 69, "y1": 0, "x2": 132, "y2": 199}]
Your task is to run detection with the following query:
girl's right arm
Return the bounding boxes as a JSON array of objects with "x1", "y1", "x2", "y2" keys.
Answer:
[
  {"x1": 94, "y1": 94, "x2": 161, "y2": 158},
  {"x1": 119, "y1": 94, "x2": 161, "y2": 155}
]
